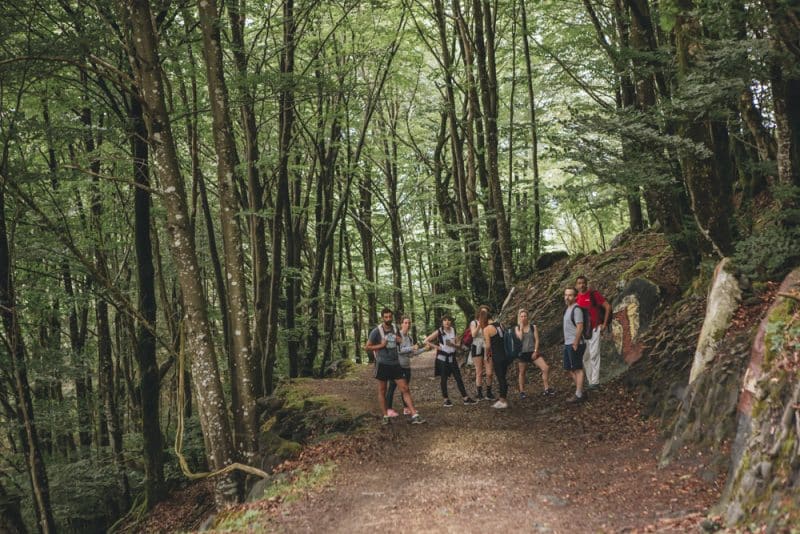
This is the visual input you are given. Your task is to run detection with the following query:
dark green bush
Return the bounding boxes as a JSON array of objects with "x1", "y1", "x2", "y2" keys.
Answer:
[{"x1": 734, "y1": 187, "x2": 800, "y2": 281}]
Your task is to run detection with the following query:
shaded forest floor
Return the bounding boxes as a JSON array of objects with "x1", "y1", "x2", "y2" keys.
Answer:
[{"x1": 194, "y1": 350, "x2": 724, "y2": 533}]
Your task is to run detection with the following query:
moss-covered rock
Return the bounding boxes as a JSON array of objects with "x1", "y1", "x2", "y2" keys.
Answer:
[
  {"x1": 721, "y1": 267, "x2": 800, "y2": 529},
  {"x1": 256, "y1": 381, "x2": 367, "y2": 462}
]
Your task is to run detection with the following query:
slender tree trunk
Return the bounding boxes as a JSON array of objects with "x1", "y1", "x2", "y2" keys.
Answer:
[
  {"x1": 379, "y1": 103, "x2": 404, "y2": 316},
  {"x1": 519, "y1": 0, "x2": 543, "y2": 259},
  {"x1": 197, "y1": 0, "x2": 258, "y2": 462},
  {"x1": 762, "y1": 0, "x2": 800, "y2": 188},
  {"x1": 0, "y1": 175, "x2": 56, "y2": 534},
  {"x1": 473, "y1": 0, "x2": 514, "y2": 288},
  {"x1": 83, "y1": 97, "x2": 129, "y2": 506},
  {"x1": 344, "y1": 224, "x2": 362, "y2": 363},
  {"x1": 674, "y1": 0, "x2": 736, "y2": 256},
  {"x1": 451, "y1": 0, "x2": 491, "y2": 302},
  {"x1": 130, "y1": 96, "x2": 165, "y2": 508},
  {"x1": 43, "y1": 100, "x2": 91, "y2": 453},
  {"x1": 126, "y1": 0, "x2": 238, "y2": 505},
  {"x1": 356, "y1": 169, "x2": 376, "y2": 362},
  {"x1": 227, "y1": 0, "x2": 270, "y2": 400},
  {"x1": 63, "y1": 263, "x2": 92, "y2": 451},
  {"x1": 177, "y1": 10, "x2": 230, "y2": 355},
  {"x1": 265, "y1": 0, "x2": 296, "y2": 391},
  {"x1": 318, "y1": 230, "x2": 337, "y2": 375}
]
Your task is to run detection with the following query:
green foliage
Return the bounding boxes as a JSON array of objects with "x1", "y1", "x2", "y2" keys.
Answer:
[
  {"x1": 262, "y1": 462, "x2": 336, "y2": 502},
  {"x1": 734, "y1": 188, "x2": 800, "y2": 281},
  {"x1": 37, "y1": 457, "x2": 138, "y2": 533},
  {"x1": 163, "y1": 416, "x2": 208, "y2": 485}
]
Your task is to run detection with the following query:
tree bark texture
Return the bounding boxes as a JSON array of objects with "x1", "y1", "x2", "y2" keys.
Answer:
[
  {"x1": 130, "y1": 96, "x2": 165, "y2": 508},
  {"x1": 473, "y1": 0, "x2": 514, "y2": 289},
  {"x1": 674, "y1": 0, "x2": 736, "y2": 256},
  {"x1": 197, "y1": 0, "x2": 258, "y2": 461},
  {"x1": 227, "y1": 0, "x2": 270, "y2": 400},
  {"x1": 126, "y1": 0, "x2": 238, "y2": 504}
]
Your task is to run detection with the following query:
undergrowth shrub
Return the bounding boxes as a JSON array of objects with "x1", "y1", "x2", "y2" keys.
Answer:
[{"x1": 734, "y1": 186, "x2": 800, "y2": 281}]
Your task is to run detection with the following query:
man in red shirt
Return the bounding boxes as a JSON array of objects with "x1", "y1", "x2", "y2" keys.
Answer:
[{"x1": 575, "y1": 276, "x2": 612, "y2": 389}]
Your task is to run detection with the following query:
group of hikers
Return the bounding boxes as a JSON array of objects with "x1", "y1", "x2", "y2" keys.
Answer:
[{"x1": 365, "y1": 275, "x2": 612, "y2": 425}]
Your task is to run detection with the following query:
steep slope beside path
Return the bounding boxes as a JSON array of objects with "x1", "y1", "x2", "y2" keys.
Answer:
[{"x1": 262, "y1": 352, "x2": 721, "y2": 533}]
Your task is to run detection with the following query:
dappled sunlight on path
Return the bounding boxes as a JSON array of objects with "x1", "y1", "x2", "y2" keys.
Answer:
[{"x1": 265, "y1": 351, "x2": 721, "y2": 533}]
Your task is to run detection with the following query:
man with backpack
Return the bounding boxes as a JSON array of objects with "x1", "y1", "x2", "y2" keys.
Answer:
[
  {"x1": 563, "y1": 287, "x2": 587, "y2": 404},
  {"x1": 575, "y1": 275, "x2": 612, "y2": 389},
  {"x1": 365, "y1": 307, "x2": 426, "y2": 425}
]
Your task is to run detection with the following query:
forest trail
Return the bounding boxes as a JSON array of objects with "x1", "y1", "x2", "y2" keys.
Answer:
[{"x1": 261, "y1": 351, "x2": 722, "y2": 533}]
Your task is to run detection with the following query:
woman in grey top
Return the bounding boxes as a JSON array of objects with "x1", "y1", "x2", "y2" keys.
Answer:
[
  {"x1": 385, "y1": 316, "x2": 425, "y2": 416},
  {"x1": 514, "y1": 309, "x2": 554, "y2": 399}
]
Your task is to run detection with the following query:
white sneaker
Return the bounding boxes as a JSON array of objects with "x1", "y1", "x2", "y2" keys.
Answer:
[{"x1": 491, "y1": 400, "x2": 508, "y2": 409}]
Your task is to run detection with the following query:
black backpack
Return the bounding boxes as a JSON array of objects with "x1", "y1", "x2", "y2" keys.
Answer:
[
  {"x1": 571, "y1": 306, "x2": 592, "y2": 341},
  {"x1": 501, "y1": 324, "x2": 522, "y2": 359}
]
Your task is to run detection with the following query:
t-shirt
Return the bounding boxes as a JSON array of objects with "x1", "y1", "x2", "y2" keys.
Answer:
[
  {"x1": 576, "y1": 290, "x2": 607, "y2": 330},
  {"x1": 397, "y1": 332, "x2": 423, "y2": 369},
  {"x1": 563, "y1": 304, "x2": 585, "y2": 346},
  {"x1": 368, "y1": 324, "x2": 400, "y2": 365}
]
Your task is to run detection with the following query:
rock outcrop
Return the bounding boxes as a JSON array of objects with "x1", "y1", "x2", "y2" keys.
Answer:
[
  {"x1": 659, "y1": 259, "x2": 747, "y2": 465},
  {"x1": 689, "y1": 258, "x2": 742, "y2": 383},
  {"x1": 722, "y1": 268, "x2": 800, "y2": 529}
]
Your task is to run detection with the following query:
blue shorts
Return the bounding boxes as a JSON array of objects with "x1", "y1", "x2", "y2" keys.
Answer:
[{"x1": 563, "y1": 344, "x2": 585, "y2": 371}]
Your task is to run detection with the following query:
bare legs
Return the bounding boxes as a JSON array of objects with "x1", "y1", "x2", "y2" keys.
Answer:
[
  {"x1": 474, "y1": 356, "x2": 493, "y2": 392},
  {"x1": 380, "y1": 378, "x2": 417, "y2": 416}
]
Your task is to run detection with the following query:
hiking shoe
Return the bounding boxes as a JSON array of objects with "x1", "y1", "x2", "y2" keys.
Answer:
[
  {"x1": 491, "y1": 400, "x2": 509, "y2": 409},
  {"x1": 566, "y1": 394, "x2": 587, "y2": 404},
  {"x1": 519, "y1": 392, "x2": 528, "y2": 400},
  {"x1": 463, "y1": 397, "x2": 477, "y2": 405},
  {"x1": 485, "y1": 391, "x2": 497, "y2": 401},
  {"x1": 543, "y1": 388, "x2": 556, "y2": 397},
  {"x1": 387, "y1": 409, "x2": 399, "y2": 418},
  {"x1": 382, "y1": 415, "x2": 391, "y2": 425},
  {"x1": 587, "y1": 383, "x2": 600, "y2": 391},
  {"x1": 403, "y1": 407, "x2": 412, "y2": 416},
  {"x1": 443, "y1": 399, "x2": 454, "y2": 407},
  {"x1": 476, "y1": 391, "x2": 485, "y2": 401},
  {"x1": 411, "y1": 413, "x2": 426, "y2": 424}
]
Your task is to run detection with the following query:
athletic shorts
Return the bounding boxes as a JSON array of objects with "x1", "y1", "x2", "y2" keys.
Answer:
[
  {"x1": 518, "y1": 351, "x2": 536, "y2": 363},
  {"x1": 471, "y1": 344, "x2": 485, "y2": 358},
  {"x1": 563, "y1": 344, "x2": 585, "y2": 371},
  {"x1": 375, "y1": 363, "x2": 403, "y2": 381}
]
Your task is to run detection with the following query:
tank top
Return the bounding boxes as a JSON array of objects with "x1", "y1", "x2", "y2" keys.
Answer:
[
  {"x1": 518, "y1": 325, "x2": 535, "y2": 353},
  {"x1": 488, "y1": 323, "x2": 507, "y2": 360}
]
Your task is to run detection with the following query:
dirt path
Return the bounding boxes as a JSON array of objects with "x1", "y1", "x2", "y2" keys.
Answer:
[{"x1": 265, "y1": 352, "x2": 722, "y2": 533}]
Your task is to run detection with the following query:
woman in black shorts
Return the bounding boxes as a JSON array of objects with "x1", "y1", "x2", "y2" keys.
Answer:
[
  {"x1": 470, "y1": 305, "x2": 495, "y2": 401},
  {"x1": 481, "y1": 308, "x2": 511, "y2": 409},
  {"x1": 514, "y1": 309, "x2": 554, "y2": 399}
]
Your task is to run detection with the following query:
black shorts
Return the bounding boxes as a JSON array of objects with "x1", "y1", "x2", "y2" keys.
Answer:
[
  {"x1": 517, "y1": 351, "x2": 531, "y2": 363},
  {"x1": 471, "y1": 345, "x2": 485, "y2": 357},
  {"x1": 563, "y1": 345, "x2": 585, "y2": 371},
  {"x1": 375, "y1": 363, "x2": 403, "y2": 381}
]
